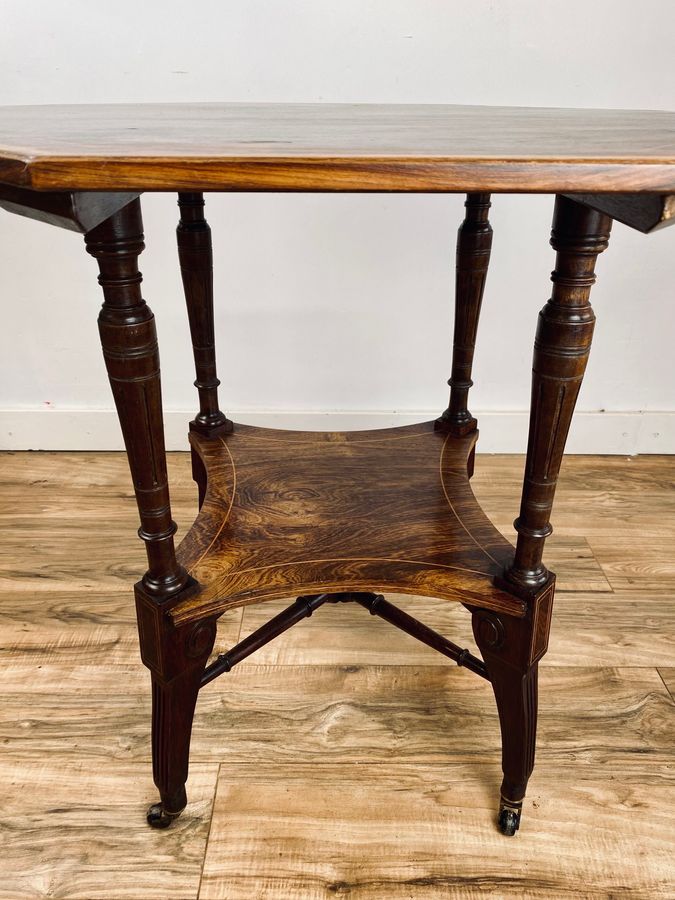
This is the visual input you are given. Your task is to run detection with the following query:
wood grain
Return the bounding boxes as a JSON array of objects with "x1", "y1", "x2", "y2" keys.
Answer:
[
  {"x1": 658, "y1": 669, "x2": 675, "y2": 701},
  {"x1": 172, "y1": 422, "x2": 524, "y2": 624},
  {"x1": 585, "y1": 537, "x2": 675, "y2": 592},
  {"x1": 562, "y1": 191, "x2": 675, "y2": 233},
  {"x1": 0, "y1": 663, "x2": 671, "y2": 771},
  {"x1": 200, "y1": 762, "x2": 675, "y2": 900},
  {"x1": 0, "y1": 451, "x2": 198, "y2": 595},
  {"x1": 504, "y1": 196, "x2": 612, "y2": 595},
  {"x1": 201, "y1": 664, "x2": 673, "y2": 769},
  {"x1": 0, "y1": 590, "x2": 242, "y2": 666},
  {"x1": 0, "y1": 86, "x2": 671, "y2": 884},
  {"x1": 0, "y1": 184, "x2": 139, "y2": 233},
  {"x1": 0, "y1": 103, "x2": 674, "y2": 192},
  {"x1": 0, "y1": 759, "x2": 219, "y2": 900},
  {"x1": 437, "y1": 192, "x2": 492, "y2": 434},
  {"x1": 0, "y1": 451, "x2": 673, "y2": 897},
  {"x1": 87, "y1": 198, "x2": 191, "y2": 602}
]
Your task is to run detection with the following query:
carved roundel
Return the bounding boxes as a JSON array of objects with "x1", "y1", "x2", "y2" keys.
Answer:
[
  {"x1": 474, "y1": 611, "x2": 505, "y2": 650},
  {"x1": 185, "y1": 620, "x2": 216, "y2": 659}
]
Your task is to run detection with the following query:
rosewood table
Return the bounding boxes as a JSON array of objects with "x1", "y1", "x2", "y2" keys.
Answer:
[{"x1": 1, "y1": 103, "x2": 673, "y2": 837}]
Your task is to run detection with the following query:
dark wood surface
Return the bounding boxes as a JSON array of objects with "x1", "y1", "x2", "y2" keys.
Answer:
[
  {"x1": 171, "y1": 421, "x2": 525, "y2": 625},
  {"x1": 176, "y1": 192, "x2": 231, "y2": 438},
  {"x1": 0, "y1": 99, "x2": 669, "y2": 838},
  {"x1": 437, "y1": 192, "x2": 493, "y2": 435},
  {"x1": 562, "y1": 191, "x2": 675, "y2": 233},
  {"x1": 1, "y1": 450, "x2": 673, "y2": 897},
  {"x1": 176, "y1": 192, "x2": 233, "y2": 513},
  {"x1": 70, "y1": 183, "x2": 669, "y2": 832},
  {"x1": 85, "y1": 198, "x2": 189, "y2": 601},
  {"x1": 0, "y1": 102, "x2": 674, "y2": 192},
  {"x1": 0, "y1": 184, "x2": 139, "y2": 232},
  {"x1": 504, "y1": 196, "x2": 613, "y2": 595}
]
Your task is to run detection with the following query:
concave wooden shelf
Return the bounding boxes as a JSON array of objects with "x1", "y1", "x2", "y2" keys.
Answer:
[{"x1": 171, "y1": 421, "x2": 525, "y2": 625}]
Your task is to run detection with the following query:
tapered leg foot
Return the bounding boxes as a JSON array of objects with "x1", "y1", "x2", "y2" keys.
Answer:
[
  {"x1": 472, "y1": 610, "x2": 543, "y2": 837},
  {"x1": 489, "y1": 662, "x2": 537, "y2": 836},
  {"x1": 136, "y1": 588, "x2": 217, "y2": 830}
]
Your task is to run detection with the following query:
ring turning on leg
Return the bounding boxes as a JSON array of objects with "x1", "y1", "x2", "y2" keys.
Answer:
[
  {"x1": 177, "y1": 192, "x2": 232, "y2": 509},
  {"x1": 87, "y1": 197, "x2": 209, "y2": 827},
  {"x1": 504, "y1": 195, "x2": 612, "y2": 595},
  {"x1": 437, "y1": 192, "x2": 493, "y2": 436}
]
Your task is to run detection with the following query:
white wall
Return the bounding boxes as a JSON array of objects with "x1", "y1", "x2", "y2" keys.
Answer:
[{"x1": 1, "y1": 1, "x2": 674, "y2": 453}]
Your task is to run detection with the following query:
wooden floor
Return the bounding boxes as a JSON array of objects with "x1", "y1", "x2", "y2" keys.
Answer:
[{"x1": 0, "y1": 450, "x2": 673, "y2": 899}]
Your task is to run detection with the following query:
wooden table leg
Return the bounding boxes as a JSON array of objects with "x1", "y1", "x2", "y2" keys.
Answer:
[
  {"x1": 436, "y1": 193, "x2": 493, "y2": 476},
  {"x1": 176, "y1": 192, "x2": 232, "y2": 507},
  {"x1": 507, "y1": 195, "x2": 612, "y2": 593},
  {"x1": 85, "y1": 198, "x2": 216, "y2": 828},
  {"x1": 478, "y1": 195, "x2": 612, "y2": 835},
  {"x1": 473, "y1": 611, "x2": 545, "y2": 836}
]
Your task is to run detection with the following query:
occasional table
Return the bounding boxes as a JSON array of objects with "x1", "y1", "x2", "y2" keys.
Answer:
[{"x1": 1, "y1": 103, "x2": 673, "y2": 836}]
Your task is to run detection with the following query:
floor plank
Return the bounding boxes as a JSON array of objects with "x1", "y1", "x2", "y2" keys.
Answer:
[
  {"x1": 0, "y1": 759, "x2": 218, "y2": 900},
  {"x1": 0, "y1": 590, "x2": 242, "y2": 666},
  {"x1": 1, "y1": 664, "x2": 671, "y2": 773},
  {"x1": 586, "y1": 538, "x2": 675, "y2": 592},
  {"x1": 0, "y1": 451, "x2": 197, "y2": 595},
  {"x1": 0, "y1": 450, "x2": 673, "y2": 898},
  {"x1": 199, "y1": 762, "x2": 674, "y2": 900},
  {"x1": 658, "y1": 668, "x2": 675, "y2": 701}
]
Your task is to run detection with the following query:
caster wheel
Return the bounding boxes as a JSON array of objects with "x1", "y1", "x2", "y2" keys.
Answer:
[
  {"x1": 498, "y1": 804, "x2": 521, "y2": 836},
  {"x1": 147, "y1": 802, "x2": 183, "y2": 829}
]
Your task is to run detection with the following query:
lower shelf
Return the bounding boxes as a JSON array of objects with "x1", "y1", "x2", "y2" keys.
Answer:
[{"x1": 171, "y1": 421, "x2": 525, "y2": 625}]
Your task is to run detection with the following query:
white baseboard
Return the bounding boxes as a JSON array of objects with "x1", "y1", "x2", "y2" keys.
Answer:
[{"x1": 1, "y1": 408, "x2": 674, "y2": 453}]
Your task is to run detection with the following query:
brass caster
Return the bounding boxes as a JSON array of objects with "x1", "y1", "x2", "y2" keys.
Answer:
[
  {"x1": 147, "y1": 801, "x2": 184, "y2": 829},
  {"x1": 498, "y1": 799, "x2": 522, "y2": 836}
]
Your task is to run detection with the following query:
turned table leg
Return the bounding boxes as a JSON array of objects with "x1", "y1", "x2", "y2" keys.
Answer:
[
  {"x1": 177, "y1": 192, "x2": 231, "y2": 508},
  {"x1": 437, "y1": 193, "x2": 493, "y2": 469},
  {"x1": 506, "y1": 195, "x2": 612, "y2": 593},
  {"x1": 481, "y1": 195, "x2": 612, "y2": 835},
  {"x1": 86, "y1": 197, "x2": 214, "y2": 828}
]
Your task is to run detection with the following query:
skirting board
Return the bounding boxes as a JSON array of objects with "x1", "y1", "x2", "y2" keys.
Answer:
[{"x1": 1, "y1": 409, "x2": 674, "y2": 454}]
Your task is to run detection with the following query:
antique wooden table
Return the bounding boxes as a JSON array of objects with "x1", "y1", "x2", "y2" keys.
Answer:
[{"x1": 1, "y1": 103, "x2": 673, "y2": 837}]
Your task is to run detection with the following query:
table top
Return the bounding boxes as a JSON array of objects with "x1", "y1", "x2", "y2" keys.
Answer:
[{"x1": 0, "y1": 102, "x2": 674, "y2": 193}]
